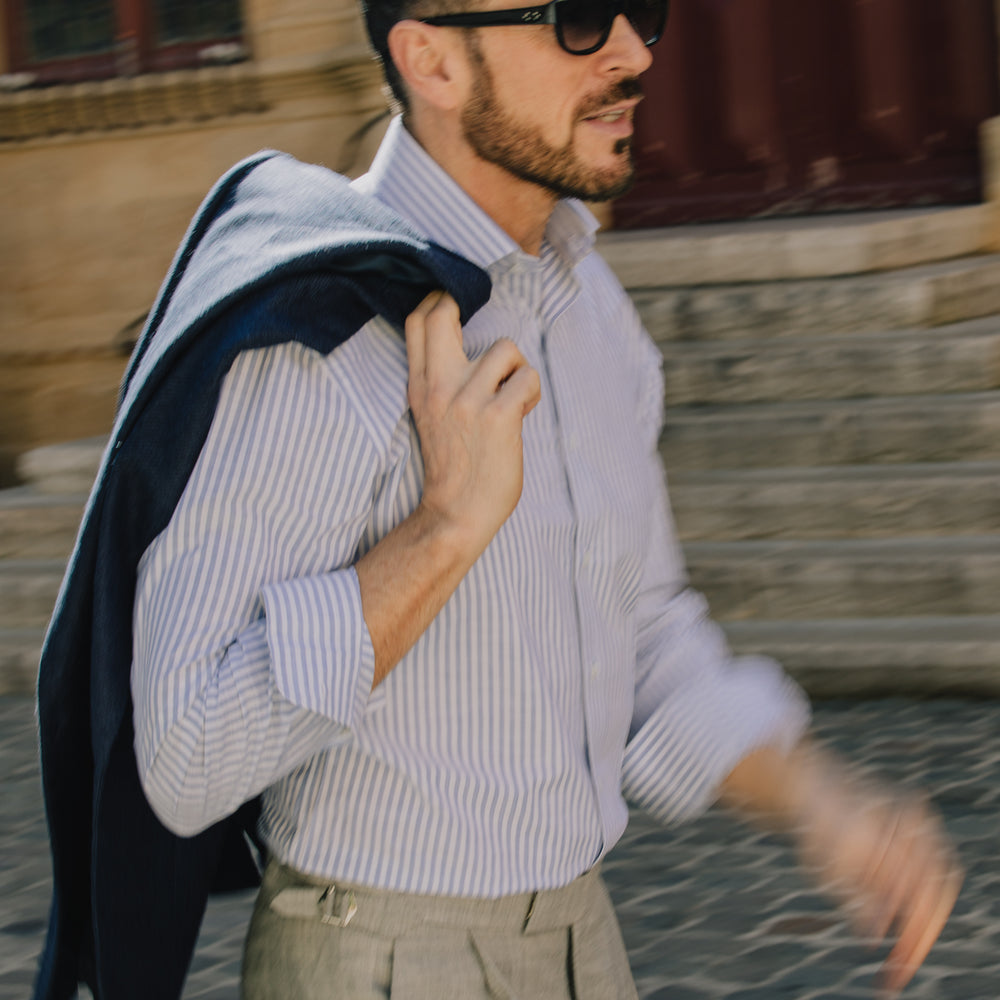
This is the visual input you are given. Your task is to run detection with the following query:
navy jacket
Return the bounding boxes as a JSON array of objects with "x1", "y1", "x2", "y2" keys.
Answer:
[{"x1": 33, "y1": 151, "x2": 491, "y2": 1000}]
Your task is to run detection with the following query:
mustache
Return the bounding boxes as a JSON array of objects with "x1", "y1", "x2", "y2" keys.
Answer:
[{"x1": 577, "y1": 77, "x2": 644, "y2": 118}]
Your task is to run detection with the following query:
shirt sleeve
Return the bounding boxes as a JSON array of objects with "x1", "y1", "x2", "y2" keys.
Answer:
[
  {"x1": 132, "y1": 339, "x2": 389, "y2": 837},
  {"x1": 620, "y1": 329, "x2": 811, "y2": 825}
]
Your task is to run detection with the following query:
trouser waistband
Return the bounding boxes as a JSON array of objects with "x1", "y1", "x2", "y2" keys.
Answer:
[{"x1": 263, "y1": 859, "x2": 604, "y2": 937}]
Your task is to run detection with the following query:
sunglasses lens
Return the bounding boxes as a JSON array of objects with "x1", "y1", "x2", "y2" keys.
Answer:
[
  {"x1": 626, "y1": 0, "x2": 667, "y2": 46},
  {"x1": 556, "y1": 0, "x2": 667, "y2": 53},
  {"x1": 556, "y1": 0, "x2": 613, "y2": 53}
]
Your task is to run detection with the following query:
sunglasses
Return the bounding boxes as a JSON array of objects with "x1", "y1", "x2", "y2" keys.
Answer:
[{"x1": 418, "y1": 0, "x2": 669, "y2": 56}]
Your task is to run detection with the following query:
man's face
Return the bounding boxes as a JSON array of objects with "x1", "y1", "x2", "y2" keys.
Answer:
[{"x1": 458, "y1": 10, "x2": 653, "y2": 202}]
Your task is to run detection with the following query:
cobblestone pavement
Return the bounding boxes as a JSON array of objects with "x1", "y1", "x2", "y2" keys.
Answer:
[{"x1": 2, "y1": 695, "x2": 998, "y2": 999}]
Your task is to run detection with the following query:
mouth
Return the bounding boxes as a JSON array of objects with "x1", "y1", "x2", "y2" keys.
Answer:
[
  {"x1": 587, "y1": 108, "x2": 630, "y2": 124},
  {"x1": 579, "y1": 98, "x2": 641, "y2": 145},
  {"x1": 582, "y1": 99, "x2": 641, "y2": 124}
]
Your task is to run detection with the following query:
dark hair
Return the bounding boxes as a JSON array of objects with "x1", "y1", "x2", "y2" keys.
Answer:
[{"x1": 361, "y1": 0, "x2": 413, "y2": 107}]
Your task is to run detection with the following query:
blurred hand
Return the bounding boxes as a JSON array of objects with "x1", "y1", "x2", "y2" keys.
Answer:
[
  {"x1": 790, "y1": 751, "x2": 962, "y2": 996},
  {"x1": 722, "y1": 742, "x2": 962, "y2": 997}
]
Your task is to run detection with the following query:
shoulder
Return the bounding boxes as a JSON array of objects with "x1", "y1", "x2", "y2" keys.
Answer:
[{"x1": 212, "y1": 316, "x2": 410, "y2": 474}]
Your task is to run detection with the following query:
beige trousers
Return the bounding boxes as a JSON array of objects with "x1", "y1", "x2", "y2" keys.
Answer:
[{"x1": 241, "y1": 860, "x2": 638, "y2": 1000}]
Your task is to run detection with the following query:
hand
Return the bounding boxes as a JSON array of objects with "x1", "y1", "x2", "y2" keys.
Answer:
[
  {"x1": 791, "y1": 753, "x2": 963, "y2": 996},
  {"x1": 405, "y1": 290, "x2": 541, "y2": 558}
]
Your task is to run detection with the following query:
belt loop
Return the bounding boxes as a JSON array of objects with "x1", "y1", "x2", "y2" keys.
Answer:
[{"x1": 318, "y1": 885, "x2": 359, "y2": 927}]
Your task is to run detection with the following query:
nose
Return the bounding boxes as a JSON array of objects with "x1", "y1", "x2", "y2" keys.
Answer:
[{"x1": 600, "y1": 12, "x2": 654, "y2": 74}]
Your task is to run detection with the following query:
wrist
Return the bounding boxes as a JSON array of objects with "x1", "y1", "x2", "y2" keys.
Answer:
[
  {"x1": 721, "y1": 739, "x2": 835, "y2": 831},
  {"x1": 411, "y1": 497, "x2": 492, "y2": 572}
]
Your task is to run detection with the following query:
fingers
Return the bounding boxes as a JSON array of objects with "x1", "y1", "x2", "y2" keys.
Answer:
[
  {"x1": 404, "y1": 290, "x2": 444, "y2": 381},
  {"x1": 794, "y1": 764, "x2": 962, "y2": 998},
  {"x1": 468, "y1": 337, "x2": 542, "y2": 415},
  {"x1": 880, "y1": 867, "x2": 961, "y2": 996},
  {"x1": 500, "y1": 362, "x2": 542, "y2": 418},
  {"x1": 401, "y1": 292, "x2": 539, "y2": 556},
  {"x1": 851, "y1": 804, "x2": 910, "y2": 943},
  {"x1": 826, "y1": 794, "x2": 961, "y2": 997},
  {"x1": 877, "y1": 819, "x2": 963, "y2": 996},
  {"x1": 405, "y1": 290, "x2": 463, "y2": 386},
  {"x1": 406, "y1": 293, "x2": 538, "y2": 417}
]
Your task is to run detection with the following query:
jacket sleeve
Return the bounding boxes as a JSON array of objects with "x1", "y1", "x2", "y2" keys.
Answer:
[{"x1": 132, "y1": 337, "x2": 394, "y2": 836}]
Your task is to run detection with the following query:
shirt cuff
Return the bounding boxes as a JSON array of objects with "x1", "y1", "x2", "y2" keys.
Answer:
[
  {"x1": 622, "y1": 655, "x2": 811, "y2": 825},
  {"x1": 260, "y1": 566, "x2": 376, "y2": 727}
]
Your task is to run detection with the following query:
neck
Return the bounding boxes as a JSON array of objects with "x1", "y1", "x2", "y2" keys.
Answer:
[{"x1": 406, "y1": 115, "x2": 557, "y2": 257}]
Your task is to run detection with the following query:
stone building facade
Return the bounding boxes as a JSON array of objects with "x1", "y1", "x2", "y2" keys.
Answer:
[{"x1": 0, "y1": 0, "x2": 392, "y2": 483}]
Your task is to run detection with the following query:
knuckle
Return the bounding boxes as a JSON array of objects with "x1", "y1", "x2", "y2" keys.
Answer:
[
  {"x1": 496, "y1": 337, "x2": 524, "y2": 362},
  {"x1": 427, "y1": 295, "x2": 462, "y2": 333},
  {"x1": 433, "y1": 292, "x2": 461, "y2": 320}
]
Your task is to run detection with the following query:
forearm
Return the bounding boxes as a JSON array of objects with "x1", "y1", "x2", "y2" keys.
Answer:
[
  {"x1": 356, "y1": 500, "x2": 480, "y2": 690},
  {"x1": 718, "y1": 737, "x2": 832, "y2": 831}
]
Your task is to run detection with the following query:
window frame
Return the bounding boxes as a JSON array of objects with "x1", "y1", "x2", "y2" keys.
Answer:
[{"x1": 3, "y1": 0, "x2": 244, "y2": 85}]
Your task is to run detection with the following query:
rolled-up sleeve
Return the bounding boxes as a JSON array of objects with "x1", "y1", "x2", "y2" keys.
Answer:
[
  {"x1": 262, "y1": 568, "x2": 376, "y2": 725},
  {"x1": 621, "y1": 335, "x2": 810, "y2": 824},
  {"x1": 132, "y1": 340, "x2": 388, "y2": 837}
]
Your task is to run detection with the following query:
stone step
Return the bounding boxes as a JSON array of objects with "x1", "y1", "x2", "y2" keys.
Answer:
[
  {"x1": 660, "y1": 317, "x2": 1000, "y2": 406},
  {"x1": 600, "y1": 204, "x2": 991, "y2": 287},
  {"x1": 16, "y1": 436, "x2": 105, "y2": 495},
  {"x1": 0, "y1": 488, "x2": 85, "y2": 559},
  {"x1": 684, "y1": 536, "x2": 1000, "y2": 622},
  {"x1": 723, "y1": 616, "x2": 1000, "y2": 698},
  {"x1": 0, "y1": 560, "x2": 64, "y2": 629},
  {"x1": 669, "y1": 462, "x2": 1000, "y2": 541},
  {"x1": 661, "y1": 391, "x2": 1000, "y2": 470},
  {"x1": 0, "y1": 627, "x2": 43, "y2": 695},
  {"x1": 632, "y1": 253, "x2": 1000, "y2": 343}
]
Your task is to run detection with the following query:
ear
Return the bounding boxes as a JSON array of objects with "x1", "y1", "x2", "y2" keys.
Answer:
[{"x1": 388, "y1": 19, "x2": 468, "y2": 111}]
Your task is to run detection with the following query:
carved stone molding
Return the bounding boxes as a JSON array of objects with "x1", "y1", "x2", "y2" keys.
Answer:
[{"x1": 0, "y1": 51, "x2": 382, "y2": 143}]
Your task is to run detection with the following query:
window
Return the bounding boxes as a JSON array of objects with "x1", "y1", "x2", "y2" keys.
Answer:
[{"x1": 4, "y1": 0, "x2": 245, "y2": 86}]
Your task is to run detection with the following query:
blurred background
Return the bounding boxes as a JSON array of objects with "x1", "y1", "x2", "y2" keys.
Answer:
[{"x1": 1, "y1": 0, "x2": 999, "y2": 475}]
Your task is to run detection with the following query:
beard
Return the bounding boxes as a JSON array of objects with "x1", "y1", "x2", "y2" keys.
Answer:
[{"x1": 459, "y1": 37, "x2": 642, "y2": 202}]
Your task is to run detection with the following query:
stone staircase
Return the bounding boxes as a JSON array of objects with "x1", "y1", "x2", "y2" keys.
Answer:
[
  {"x1": 600, "y1": 203, "x2": 1000, "y2": 697},
  {"x1": 2, "y1": 205, "x2": 1000, "y2": 697}
]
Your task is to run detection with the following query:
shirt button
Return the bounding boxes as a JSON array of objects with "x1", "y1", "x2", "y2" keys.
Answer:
[{"x1": 589, "y1": 662, "x2": 599, "y2": 680}]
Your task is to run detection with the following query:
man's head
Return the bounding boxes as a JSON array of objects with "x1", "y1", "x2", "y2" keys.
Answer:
[
  {"x1": 361, "y1": 0, "x2": 666, "y2": 114},
  {"x1": 363, "y1": 0, "x2": 666, "y2": 243}
]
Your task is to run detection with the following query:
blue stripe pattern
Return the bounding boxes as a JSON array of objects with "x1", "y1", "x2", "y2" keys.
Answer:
[{"x1": 132, "y1": 117, "x2": 809, "y2": 896}]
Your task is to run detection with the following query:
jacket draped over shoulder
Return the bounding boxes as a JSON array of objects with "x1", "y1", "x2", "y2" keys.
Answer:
[{"x1": 33, "y1": 150, "x2": 491, "y2": 1000}]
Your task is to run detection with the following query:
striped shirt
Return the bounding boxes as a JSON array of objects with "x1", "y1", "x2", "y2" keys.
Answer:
[{"x1": 132, "y1": 117, "x2": 809, "y2": 897}]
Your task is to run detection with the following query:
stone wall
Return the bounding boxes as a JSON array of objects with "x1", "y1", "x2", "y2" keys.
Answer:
[{"x1": 0, "y1": 0, "x2": 390, "y2": 484}]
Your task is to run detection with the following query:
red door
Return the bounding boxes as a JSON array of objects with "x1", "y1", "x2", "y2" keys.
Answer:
[{"x1": 614, "y1": 0, "x2": 1000, "y2": 227}]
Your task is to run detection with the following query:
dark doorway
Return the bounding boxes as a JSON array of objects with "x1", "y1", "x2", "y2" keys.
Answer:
[{"x1": 614, "y1": 0, "x2": 1000, "y2": 227}]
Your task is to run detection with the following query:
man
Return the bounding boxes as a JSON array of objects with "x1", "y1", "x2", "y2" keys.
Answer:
[{"x1": 105, "y1": 0, "x2": 960, "y2": 996}]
